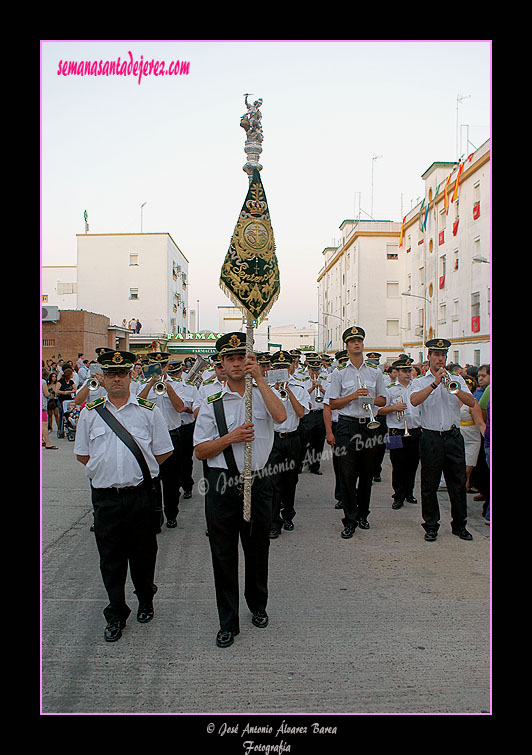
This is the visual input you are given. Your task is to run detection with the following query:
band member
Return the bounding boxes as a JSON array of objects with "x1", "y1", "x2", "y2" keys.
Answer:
[
  {"x1": 378, "y1": 357, "x2": 421, "y2": 509},
  {"x1": 266, "y1": 351, "x2": 308, "y2": 538},
  {"x1": 410, "y1": 338, "x2": 476, "y2": 542},
  {"x1": 193, "y1": 333, "x2": 286, "y2": 648},
  {"x1": 328, "y1": 326, "x2": 387, "y2": 538},
  {"x1": 167, "y1": 360, "x2": 197, "y2": 499},
  {"x1": 298, "y1": 358, "x2": 327, "y2": 475},
  {"x1": 74, "y1": 350, "x2": 173, "y2": 642},
  {"x1": 138, "y1": 352, "x2": 185, "y2": 529},
  {"x1": 323, "y1": 350, "x2": 349, "y2": 509}
]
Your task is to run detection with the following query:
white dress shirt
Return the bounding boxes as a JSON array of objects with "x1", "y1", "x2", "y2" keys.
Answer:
[
  {"x1": 193, "y1": 376, "x2": 226, "y2": 411},
  {"x1": 142, "y1": 377, "x2": 186, "y2": 431},
  {"x1": 411, "y1": 372, "x2": 469, "y2": 431},
  {"x1": 383, "y1": 379, "x2": 421, "y2": 430},
  {"x1": 327, "y1": 360, "x2": 387, "y2": 419},
  {"x1": 73, "y1": 394, "x2": 173, "y2": 488},
  {"x1": 193, "y1": 385, "x2": 274, "y2": 472},
  {"x1": 167, "y1": 377, "x2": 197, "y2": 426}
]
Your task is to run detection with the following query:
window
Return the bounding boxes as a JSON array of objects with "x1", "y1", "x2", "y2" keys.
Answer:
[
  {"x1": 438, "y1": 302, "x2": 447, "y2": 324},
  {"x1": 129, "y1": 254, "x2": 139, "y2": 265},
  {"x1": 471, "y1": 292, "x2": 480, "y2": 318},
  {"x1": 453, "y1": 249, "x2": 459, "y2": 271},
  {"x1": 474, "y1": 349, "x2": 481, "y2": 366},
  {"x1": 439, "y1": 208, "x2": 446, "y2": 230},
  {"x1": 453, "y1": 351, "x2": 459, "y2": 364},
  {"x1": 440, "y1": 256, "x2": 446, "y2": 277},
  {"x1": 129, "y1": 288, "x2": 139, "y2": 300},
  {"x1": 419, "y1": 267, "x2": 424, "y2": 286},
  {"x1": 386, "y1": 243, "x2": 399, "y2": 260},
  {"x1": 43, "y1": 339, "x2": 55, "y2": 347},
  {"x1": 386, "y1": 282, "x2": 399, "y2": 298},
  {"x1": 386, "y1": 319, "x2": 399, "y2": 336},
  {"x1": 407, "y1": 311, "x2": 411, "y2": 331},
  {"x1": 452, "y1": 299, "x2": 460, "y2": 321},
  {"x1": 57, "y1": 282, "x2": 77, "y2": 295}
]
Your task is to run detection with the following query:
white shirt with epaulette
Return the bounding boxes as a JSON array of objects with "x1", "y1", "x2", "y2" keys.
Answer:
[
  {"x1": 140, "y1": 377, "x2": 191, "y2": 431},
  {"x1": 327, "y1": 360, "x2": 387, "y2": 419},
  {"x1": 167, "y1": 376, "x2": 197, "y2": 426},
  {"x1": 193, "y1": 376, "x2": 225, "y2": 412},
  {"x1": 383, "y1": 379, "x2": 421, "y2": 430},
  {"x1": 73, "y1": 394, "x2": 173, "y2": 488},
  {"x1": 193, "y1": 385, "x2": 274, "y2": 472},
  {"x1": 307, "y1": 372, "x2": 328, "y2": 410},
  {"x1": 410, "y1": 371, "x2": 469, "y2": 432}
]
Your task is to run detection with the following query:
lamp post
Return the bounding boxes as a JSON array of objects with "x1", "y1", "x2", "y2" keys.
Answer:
[
  {"x1": 308, "y1": 320, "x2": 326, "y2": 352},
  {"x1": 371, "y1": 154, "x2": 382, "y2": 219},
  {"x1": 196, "y1": 299, "x2": 200, "y2": 332},
  {"x1": 140, "y1": 202, "x2": 147, "y2": 233},
  {"x1": 472, "y1": 255, "x2": 489, "y2": 264}
]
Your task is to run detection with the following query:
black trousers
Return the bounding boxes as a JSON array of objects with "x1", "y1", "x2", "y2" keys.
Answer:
[
  {"x1": 335, "y1": 416, "x2": 380, "y2": 526},
  {"x1": 205, "y1": 468, "x2": 272, "y2": 633},
  {"x1": 299, "y1": 410, "x2": 326, "y2": 472},
  {"x1": 155, "y1": 427, "x2": 182, "y2": 521},
  {"x1": 331, "y1": 421, "x2": 345, "y2": 503},
  {"x1": 372, "y1": 414, "x2": 388, "y2": 477},
  {"x1": 419, "y1": 428, "x2": 468, "y2": 533},
  {"x1": 91, "y1": 483, "x2": 158, "y2": 622},
  {"x1": 178, "y1": 421, "x2": 195, "y2": 492},
  {"x1": 389, "y1": 428, "x2": 421, "y2": 502},
  {"x1": 268, "y1": 432, "x2": 300, "y2": 525}
]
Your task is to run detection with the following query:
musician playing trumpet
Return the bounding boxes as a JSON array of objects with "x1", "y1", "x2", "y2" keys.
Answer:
[
  {"x1": 410, "y1": 338, "x2": 477, "y2": 543},
  {"x1": 266, "y1": 351, "x2": 308, "y2": 538},
  {"x1": 377, "y1": 357, "x2": 421, "y2": 510},
  {"x1": 328, "y1": 326, "x2": 387, "y2": 539},
  {"x1": 137, "y1": 352, "x2": 186, "y2": 529}
]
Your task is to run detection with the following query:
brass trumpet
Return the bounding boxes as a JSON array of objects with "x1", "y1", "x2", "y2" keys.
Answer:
[
  {"x1": 88, "y1": 378, "x2": 100, "y2": 391},
  {"x1": 397, "y1": 394, "x2": 410, "y2": 437},
  {"x1": 153, "y1": 380, "x2": 167, "y2": 396},
  {"x1": 356, "y1": 375, "x2": 380, "y2": 429},
  {"x1": 276, "y1": 382, "x2": 289, "y2": 401},
  {"x1": 442, "y1": 371, "x2": 460, "y2": 394}
]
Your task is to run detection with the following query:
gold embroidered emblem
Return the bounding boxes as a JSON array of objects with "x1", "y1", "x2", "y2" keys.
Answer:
[
  {"x1": 229, "y1": 334, "x2": 241, "y2": 348},
  {"x1": 112, "y1": 352, "x2": 123, "y2": 364},
  {"x1": 278, "y1": 353, "x2": 286, "y2": 361},
  {"x1": 436, "y1": 340, "x2": 445, "y2": 348}
]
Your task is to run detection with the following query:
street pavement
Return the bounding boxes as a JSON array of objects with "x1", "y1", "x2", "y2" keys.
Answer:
[{"x1": 41, "y1": 430, "x2": 491, "y2": 717}]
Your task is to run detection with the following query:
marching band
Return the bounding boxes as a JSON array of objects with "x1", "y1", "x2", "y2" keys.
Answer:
[{"x1": 69, "y1": 331, "x2": 483, "y2": 644}]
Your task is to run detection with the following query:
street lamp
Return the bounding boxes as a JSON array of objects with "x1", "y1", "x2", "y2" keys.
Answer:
[
  {"x1": 371, "y1": 154, "x2": 383, "y2": 218},
  {"x1": 472, "y1": 255, "x2": 489, "y2": 264},
  {"x1": 401, "y1": 291, "x2": 432, "y2": 304},
  {"x1": 140, "y1": 202, "x2": 147, "y2": 233},
  {"x1": 309, "y1": 320, "x2": 325, "y2": 352}
]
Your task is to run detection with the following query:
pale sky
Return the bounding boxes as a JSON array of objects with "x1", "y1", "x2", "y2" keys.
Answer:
[{"x1": 41, "y1": 40, "x2": 491, "y2": 331}]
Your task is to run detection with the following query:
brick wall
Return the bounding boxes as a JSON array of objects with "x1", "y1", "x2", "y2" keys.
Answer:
[{"x1": 42, "y1": 310, "x2": 112, "y2": 365}]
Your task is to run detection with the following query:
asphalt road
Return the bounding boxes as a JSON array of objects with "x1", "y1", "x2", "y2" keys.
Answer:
[{"x1": 41, "y1": 429, "x2": 491, "y2": 721}]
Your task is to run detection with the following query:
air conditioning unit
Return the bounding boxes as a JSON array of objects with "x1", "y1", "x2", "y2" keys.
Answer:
[{"x1": 42, "y1": 306, "x2": 60, "y2": 322}]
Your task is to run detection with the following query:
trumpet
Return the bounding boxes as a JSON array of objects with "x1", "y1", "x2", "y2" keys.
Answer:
[
  {"x1": 153, "y1": 380, "x2": 167, "y2": 395},
  {"x1": 397, "y1": 394, "x2": 410, "y2": 437},
  {"x1": 88, "y1": 377, "x2": 100, "y2": 391},
  {"x1": 185, "y1": 355, "x2": 209, "y2": 388},
  {"x1": 276, "y1": 382, "x2": 289, "y2": 401},
  {"x1": 442, "y1": 371, "x2": 460, "y2": 394},
  {"x1": 312, "y1": 379, "x2": 324, "y2": 403},
  {"x1": 356, "y1": 375, "x2": 380, "y2": 429}
]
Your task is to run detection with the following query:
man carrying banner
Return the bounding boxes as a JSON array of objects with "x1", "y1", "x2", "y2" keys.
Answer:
[{"x1": 193, "y1": 333, "x2": 286, "y2": 648}]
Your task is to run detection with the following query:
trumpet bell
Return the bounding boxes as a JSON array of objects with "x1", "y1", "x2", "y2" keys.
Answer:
[
  {"x1": 367, "y1": 419, "x2": 381, "y2": 430},
  {"x1": 278, "y1": 389, "x2": 289, "y2": 401},
  {"x1": 88, "y1": 378, "x2": 100, "y2": 391},
  {"x1": 447, "y1": 380, "x2": 460, "y2": 394},
  {"x1": 315, "y1": 394, "x2": 324, "y2": 403},
  {"x1": 153, "y1": 381, "x2": 167, "y2": 395}
]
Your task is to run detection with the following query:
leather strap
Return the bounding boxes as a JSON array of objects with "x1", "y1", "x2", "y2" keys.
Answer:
[
  {"x1": 212, "y1": 397, "x2": 242, "y2": 485},
  {"x1": 94, "y1": 404, "x2": 152, "y2": 487}
]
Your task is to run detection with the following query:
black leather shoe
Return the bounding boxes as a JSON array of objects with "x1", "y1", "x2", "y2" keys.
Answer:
[
  {"x1": 358, "y1": 518, "x2": 370, "y2": 529},
  {"x1": 310, "y1": 469, "x2": 323, "y2": 475},
  {"x1": 104, "y1": 619, "x2": 126, "y2": 642},
  {"x1": 334, "y1": 500, "x2": 343, "y2": 509},
  {"x1": 216, "y1": 629, "x2": 238, "y2": 648},
  {"x1": 269, "y1": 526, "x2": 281, "y2": 539},
  {"x1": 137, "y1": 603, "x2": 154, "y2": 623},
  {"x1": 373, "y1": 475, "x2": 381, "y2": 482},
  {"x1": 282, "y1": 520, "x2": 294, "y2": 531},
  {"x1": 452, "y1": 527, "x2": 473, "y2": 541},
  {"x1": 406, "y1": 495, "x2": 418, "y2": 503},
  {"x1": 341, "y1": 524, "x2": 356, "y2": 539},
  {"x1": 183, "y1": 490, "x2": 192, "y2": 499},
  {"x1": 166, "y1": 519, "x2": 177, "y2": 528},
  {"x1": 392, "y1": 500, "x2": 404, "y2": 509},
  {"x1": 424, "y1": 531, "x2": 438, "y2": 542},
  {"x1": 251, "y1": 610, "x2": 269, "y2": 628}
]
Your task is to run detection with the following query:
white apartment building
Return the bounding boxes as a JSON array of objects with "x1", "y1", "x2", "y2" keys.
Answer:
[
  {"x1": 317, "y1": 138, "x2": 490, "y2": 366},
  {"x1": 401, "y1": 139, "x2": 490, "y2": 365},
  {"x1": 76, "y1": 233, "x2": 189, "y2": 335},
  {"x1": 317, "y1": 220, "x2": 404, "y2": 358},
  {"x1": 218, "y1": 307, "x2": 318, "y2": 353},
  {"x1": 42, "y1": 266, "x2": 78, "y2": 309}
]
